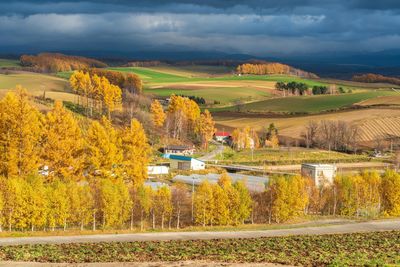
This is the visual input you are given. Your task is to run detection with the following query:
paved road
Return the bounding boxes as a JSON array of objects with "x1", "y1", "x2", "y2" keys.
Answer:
[
  {"x1": 0, "y1": 219, "x2": 399, "y2": 246},
  {"x1": 198, "y1": 141, "x2": 224, "y2": 161}
]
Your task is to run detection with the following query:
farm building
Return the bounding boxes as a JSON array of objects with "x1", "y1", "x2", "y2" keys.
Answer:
[
  {"x1": 214, "y1": 131, "x2": 231, "y2": 142},
  {"x1": 172, "y1": 173, "x2": 268, "y2": 192},
  {"x1": 162, "y1": 145, "x2": 195, "y2": 155},
  {"x1": 301, "y1": 163, "x2": 337, "y2": 187},
  {"x1": 147, "y1": 165, "x2": 169, "y2": 175},
  {"x1": 164, "y1": 154, "x2": 205, "y2": 170}
]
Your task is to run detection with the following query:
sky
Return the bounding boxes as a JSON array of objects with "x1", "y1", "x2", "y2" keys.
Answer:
[{"x1": 1, "y1": 0, "x2": 400, "y2": 58}]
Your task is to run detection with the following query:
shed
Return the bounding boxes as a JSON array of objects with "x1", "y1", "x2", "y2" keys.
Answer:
[
  {"x1": 164, "y1": 154, "x2": 205, "y2": 170},
  {"x1": 214, "y1": 131, "x2": 231, "y2": 142},
  {"x1": 148, "y1": 165, "x2": 169, "y2": 175}
]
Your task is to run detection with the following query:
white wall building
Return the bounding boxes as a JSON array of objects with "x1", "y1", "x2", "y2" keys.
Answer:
[
  {"x1": 164, "y1": 154, "x2": 205, "y2": 171},
  {"x1": 301, "y1": 163, "x2": 337, "y2": 187}
]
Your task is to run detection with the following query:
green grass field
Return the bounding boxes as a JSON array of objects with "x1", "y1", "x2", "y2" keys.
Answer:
[
  {"x1": 1, "y1": 231, "x2": 398, "y2": 266},
  {"x1": 0, "y1": 59, "x2": 20, "y2": 68},
  {"x1": 213, "y1": 91, "x2": 396, "y2": 113},
  {"x1": 146, "y1": 87, "x2": 271, "y2": 105},
  {"x1": 217, "y1": 147, "x2": 369, "y2": 165}
]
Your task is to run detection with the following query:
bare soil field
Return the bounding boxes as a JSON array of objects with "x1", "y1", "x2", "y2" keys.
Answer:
[{"x1": 214, "y1": 108, "x2": 400, "y2": 141}]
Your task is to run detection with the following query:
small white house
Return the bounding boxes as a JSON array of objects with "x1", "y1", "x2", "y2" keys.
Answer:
[
  {"x1": 301, "y1": 163, "x2": 337, "y2": 187},
  {"x1": 147, "y1": 165, "x2": 169, "y2": 175},
  {"x1": 214, "y1": 131, "x2": 230, "y2": 142},
  {"x1": 164, "y1": 154, "x2": 205, "y2": 171}
]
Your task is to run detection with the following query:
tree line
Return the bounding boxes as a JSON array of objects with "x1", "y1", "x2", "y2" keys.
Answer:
[
  {"x1": 302, "y1": 120, "x2": 360, "y2": 152},
  {"x1": 252, "y1": 170, "x2": 400, "y2": 223},
  {"x1": 20, "y1": 53, "x2": 107, "y2": 73},
  {"x1": 275, "y1": 82, "x2": 342, "y2": 96},
  {"x1": 352, "y1": 73, "x2": 400, "y2": 86},
  {"x1": 236, "y1": 63, "x2": 318, "y2": 78}
]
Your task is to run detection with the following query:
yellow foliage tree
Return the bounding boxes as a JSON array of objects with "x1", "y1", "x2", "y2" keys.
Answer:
[
  {"x1": 381, "y1": 170, "x2": 400, "y2": 216},
  {"x1": 41, "y1": 101, "x2": 84, "y2": 181},
  {"x1": 86, "y1": 117, "x2": 123, "y2": 177},
  {"x1": 150, "y1": 100, "x2": 166, "y2": 127},
  {"x1": 0, "y1": 86, "x2": 42, "y2": 177},
  {"x1": 196, "y1": 110, "x2": 216, "y2": 149},
  {"x1": 153, "y1": 186, "x2": 173, "y2": 229},
  {"x1": 194, "y1": 180, "x2": 214, "y2": 226},
  {"x1": 122, "y1": 119, "x2": 151, "y2": 188}
]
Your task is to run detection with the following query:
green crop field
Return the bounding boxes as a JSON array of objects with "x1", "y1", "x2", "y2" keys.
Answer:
[
  {"x1": 217, "y1": 147, "x2": 369, "y2": 165},
  {"x1": 0, "y1": 231, "x2": 398, "y2": 266},
  {"x1": 146, "y1": 87, "x2": 271, "y2": 105},
  {"x1": 0, "y1": 59, "x2": 20, "y2": 68},
  {"x1": 213, "y1": 91, "x2": 396, "y2": 114}
]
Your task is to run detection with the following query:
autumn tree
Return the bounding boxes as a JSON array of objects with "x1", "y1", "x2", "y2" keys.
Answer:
[
  {"x1": 0, "y1": 86, "x2": 42, "y2": 177},
  {"x1": 41, "y1": 101, "x2": 84, "y2": 181},
  {"x1": 122, "y1": 119, "x2": 151, "y2": 188},
  {"x1": 381, "y1": 170, "x2": 400, "y2": 216},
  {"x1": 195, "y1": 109, "x2": 216, "y2": 149},
  {"x1": 150, "y1": 100, "x2": 166, "y2": 127},
  {"x1": 85, "y1": 117, "x2": 123, "y2": 177},
  {"x1": 153, "y1": 186, "x2": 173, "y2": 229},
  {"x1": 194, "y1": 180, "x2": 214, "y2": 226}
]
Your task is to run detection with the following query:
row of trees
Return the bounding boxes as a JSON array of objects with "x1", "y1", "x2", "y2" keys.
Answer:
[
  {"x1": 231, "y1": 124, "x2": 279, "y2": 151},
  {"x1": 352, "y1": 73, "x2": 400, "y2": 86},
  {"x1": 70, "y1": 70, "x2": 122, "y2": 118},
  {"x1": 252, "y1": 170, "x2": 400, "y2": 223},
  {"x1": 275, "y1": 81, "x2": 309, "y2": 96},
  {"x1": 237, "y1": 63, "x2": 291, "y2": 75},
  {"x1": 0, "y1": 86, "x2": 150, "y2": 186},
  {"x1": 20, "y1": 53, "x2": 107, "y2": 73},
  {"x1": 0, "y1": 172, "x2": 253, "y2": 231},
  {"x1": 150, "y1": 96, "x2": 216, "y2": 149},
  {"x1": 301, "y1": 120, "x2": 360, "y2": 152}
]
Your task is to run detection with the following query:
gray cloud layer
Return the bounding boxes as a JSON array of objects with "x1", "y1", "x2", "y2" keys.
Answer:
[{"x1": 1, "y1": 1, "x2": 400, "y2": 56}]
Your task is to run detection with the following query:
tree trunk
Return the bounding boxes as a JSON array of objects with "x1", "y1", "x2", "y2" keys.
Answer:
[
  {"x1": 176, "y1": 210, "x2": 180, "y2": 229},
  {"x1": 93, "y1": 211, "x2": 96, "y2": 231},
  {"x1": 130, "y1": 209, "x2": 134, "y2": 231},
  {"x1": 152, "y1": 211, "x2": 155, "y2": 229},
  {"x1": 161, "y1": 214, "x2": 164, "y2": 229}
]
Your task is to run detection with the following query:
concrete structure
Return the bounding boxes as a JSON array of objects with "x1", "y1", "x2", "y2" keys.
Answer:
[
  {"x1": 164, "y1": 154, "x2": 205, "y2": 170},
  {"x1": 301, "y1": 163, "x2": 337, "y2": 187},
  {"x1": 163, "y1": 145, "x2": 195, "y2": 155},
  {"x1": 172, "y1": 173, "x2": 268, "y2": 192},
  {"x1": 214, "y1": 131, "x2": 231, "y2": 142},
  {"x1": 147, "y1": 165, "x2": 169, "y2": 175}
]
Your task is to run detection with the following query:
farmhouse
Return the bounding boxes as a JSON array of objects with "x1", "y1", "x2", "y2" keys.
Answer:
[
  {"x1": 301, "y1": 163, "x2": 337, "y2": 187},
  {"x1": 164, "y1": 154, "x2": 205, "y2": 170},
  {"x1": 214, "y1": 131, "x2": 231, "y2": 142},
  {"x1": 162, "y1": 145, "x2": 195, "y2": 155}
]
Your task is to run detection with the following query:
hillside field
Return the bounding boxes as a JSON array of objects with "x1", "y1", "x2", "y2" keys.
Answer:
[
  {"x1": 212, "y1": 91, "x2": 397, "y2": 113},
  {"x1": 214, "y1": 108, "x2": 400, "y2": 143},
  {"x1": 0, "y1": 72, "x2": 73, "y2": 103}
]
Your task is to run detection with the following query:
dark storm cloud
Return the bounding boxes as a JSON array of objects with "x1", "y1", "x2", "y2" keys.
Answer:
[{"x1": 1, "y1": 0, "x2": 400, "y2": 56}]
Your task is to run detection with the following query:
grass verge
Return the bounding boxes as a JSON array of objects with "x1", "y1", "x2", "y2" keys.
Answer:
[{"x1": 0, "y1": 231, "x2": 398, "y2": 266}]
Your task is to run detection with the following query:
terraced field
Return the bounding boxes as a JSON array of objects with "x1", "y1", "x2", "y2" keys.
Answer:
[{"x1": 214, "y1": 108, "x2": 400, "y2": 142}]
